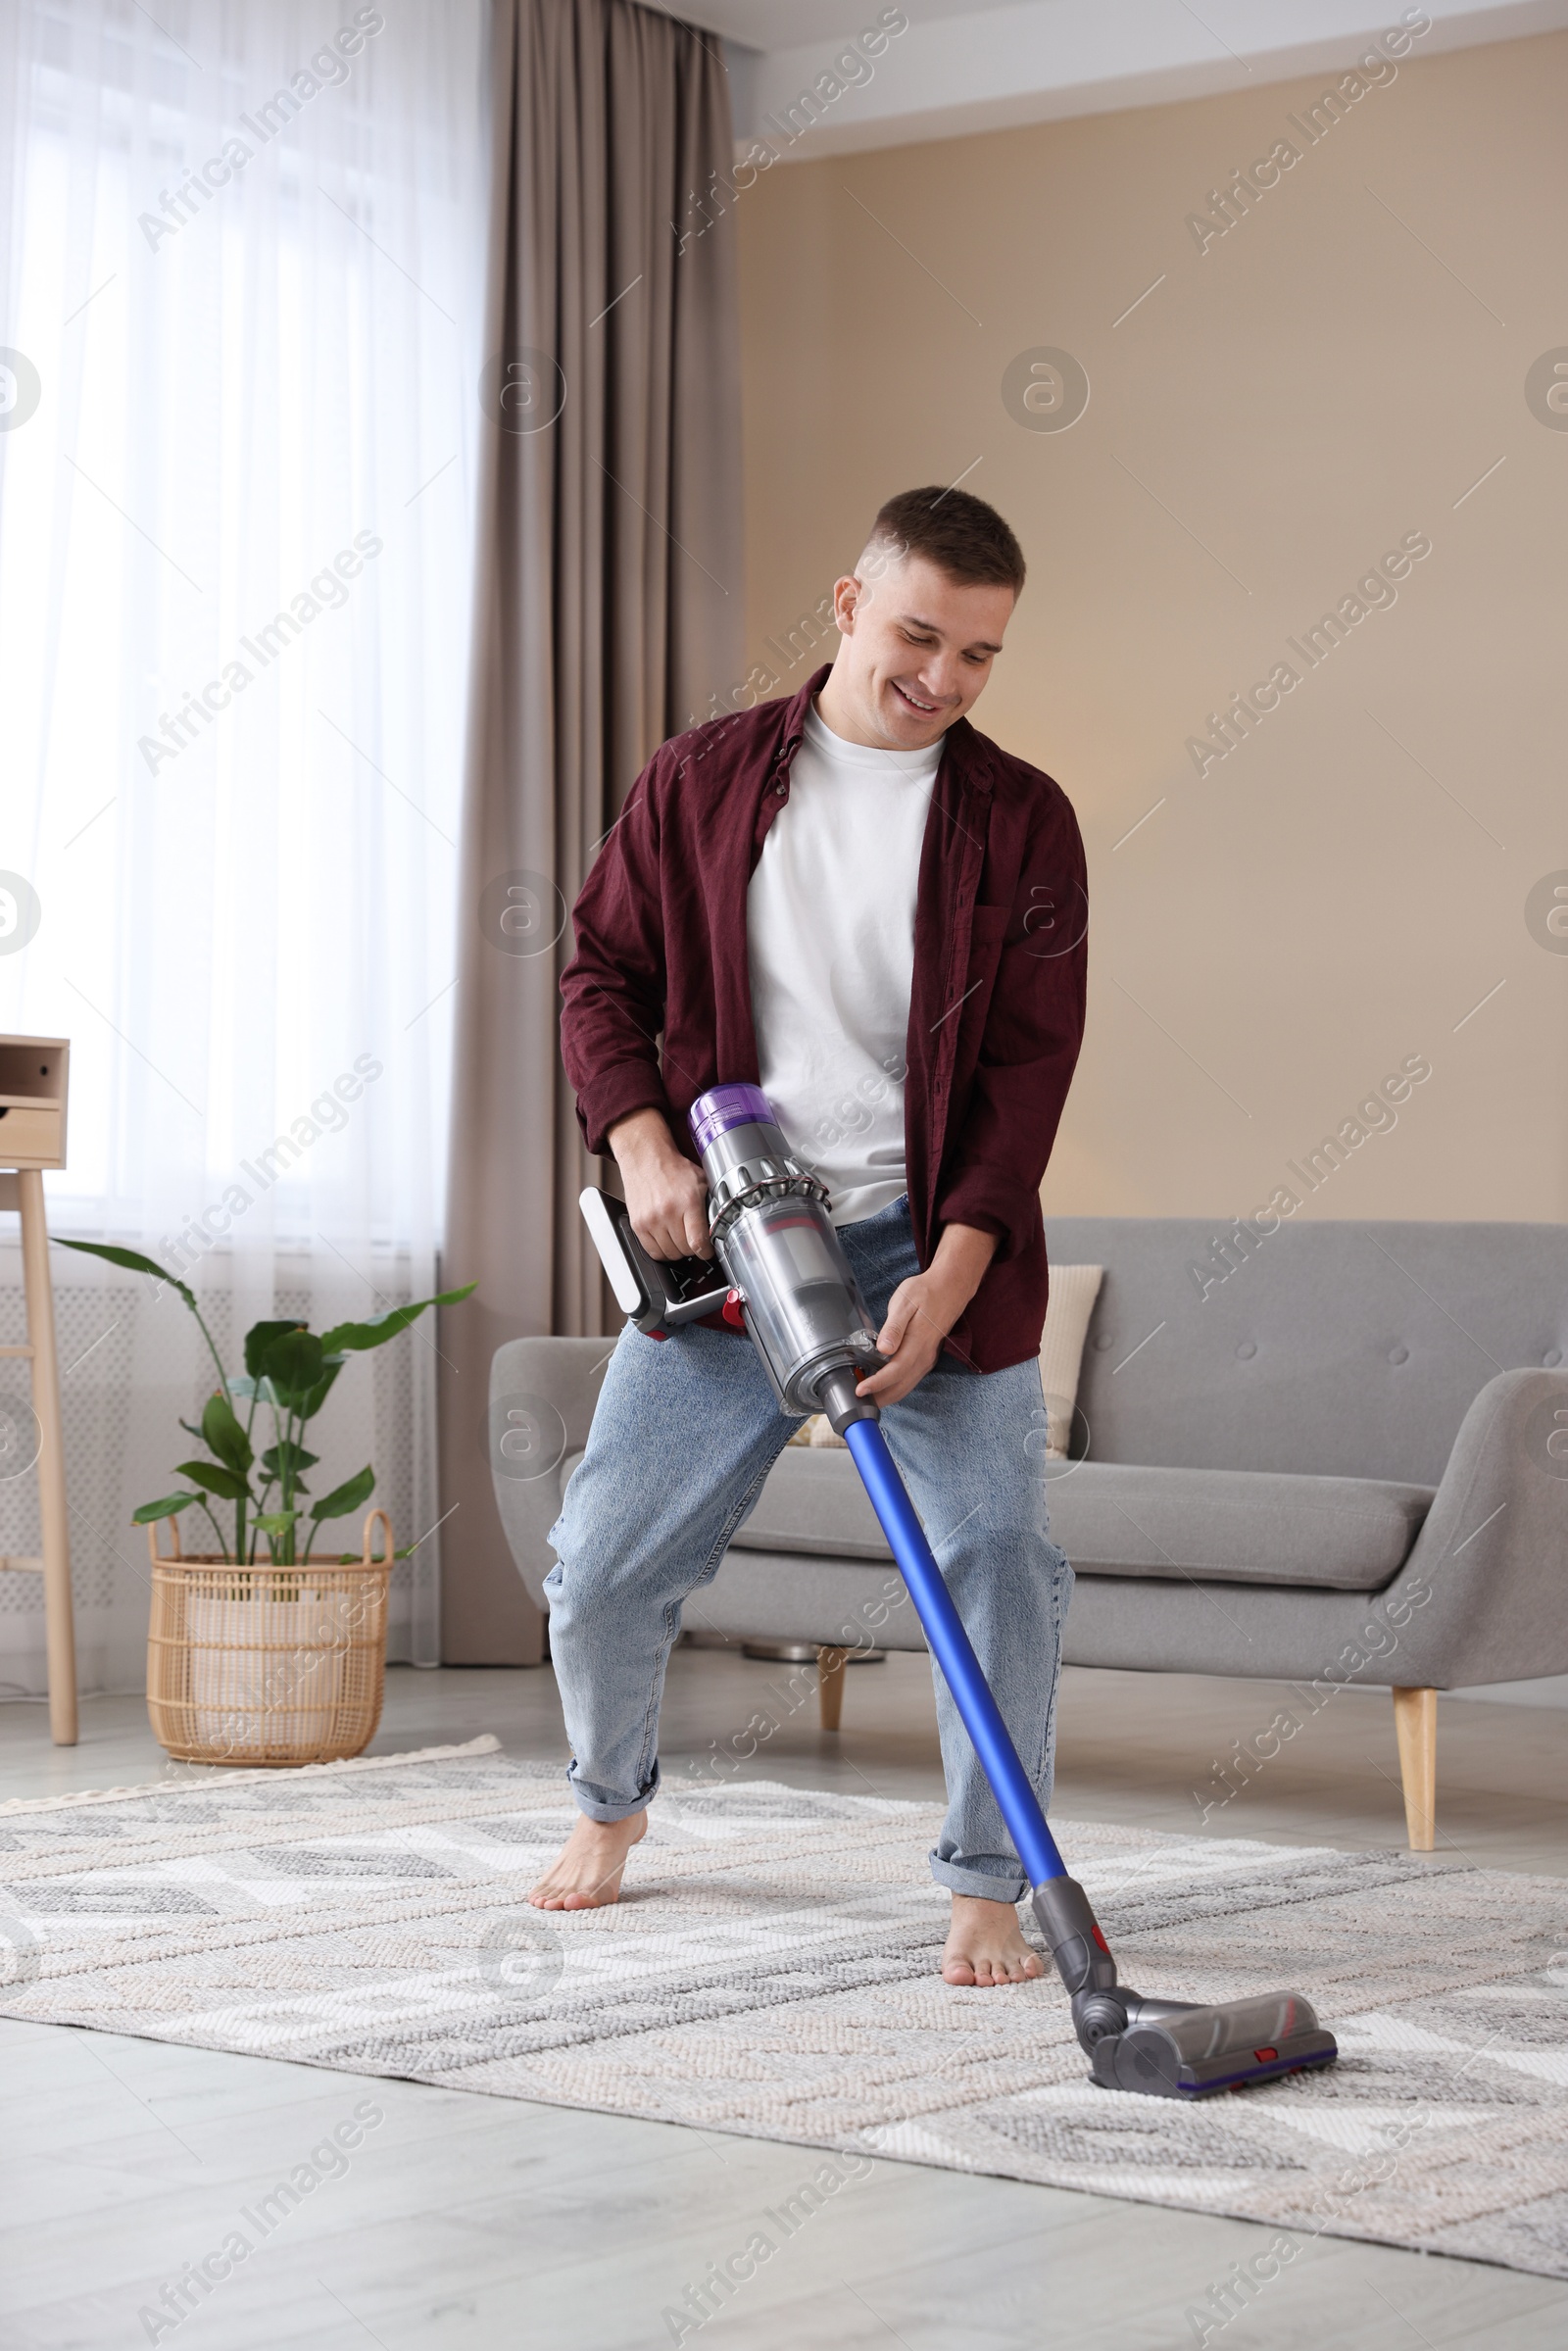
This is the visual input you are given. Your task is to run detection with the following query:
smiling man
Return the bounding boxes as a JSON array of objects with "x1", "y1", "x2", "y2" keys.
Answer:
[{"x1": 533, "y1": 486, "x2": 1090, "y2": 1988}]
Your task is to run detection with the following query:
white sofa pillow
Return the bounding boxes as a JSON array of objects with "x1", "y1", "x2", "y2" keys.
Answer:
[
  {"x1": 789, "y1": 1263, "x2": 1104, "y2": 1458},
  {"x1": 1039, "y1": 1262, "x2": 1103, "y2": 1457}
]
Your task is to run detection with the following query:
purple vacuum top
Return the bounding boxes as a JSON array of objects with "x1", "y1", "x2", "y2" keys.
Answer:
[{"x1": 688, "y1": 1083, "x2": 777, "y2": 1154}]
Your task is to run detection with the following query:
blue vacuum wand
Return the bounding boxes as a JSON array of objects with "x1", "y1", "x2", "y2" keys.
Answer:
[{"x1": 580, "y1": 1083, "x2": 1336, "y2": 2099}]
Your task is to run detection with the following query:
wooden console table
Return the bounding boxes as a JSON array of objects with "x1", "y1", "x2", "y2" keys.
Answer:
[{"x1": 0, "y1": 1035, "x2": 77, "y2": 1744}]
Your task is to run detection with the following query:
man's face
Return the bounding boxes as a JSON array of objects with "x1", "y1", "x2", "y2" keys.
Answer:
[{"x1": 824, "y1": 550, "x2": 1015, "y2": 752}]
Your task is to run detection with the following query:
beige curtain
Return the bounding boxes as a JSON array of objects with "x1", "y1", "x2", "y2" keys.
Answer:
[{"x1": 438, "y1": 0, "x2": 743, "y2": 1661}]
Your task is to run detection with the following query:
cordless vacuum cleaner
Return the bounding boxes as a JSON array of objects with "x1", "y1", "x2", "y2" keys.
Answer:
[{"x1": 581, "y1": 1082, "x2": 1336, "y2": 2099}]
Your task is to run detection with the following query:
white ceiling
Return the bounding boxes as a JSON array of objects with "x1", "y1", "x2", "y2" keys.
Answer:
[{"x1": 645, "y1": 0, "x2": 1568, "y2": 157}]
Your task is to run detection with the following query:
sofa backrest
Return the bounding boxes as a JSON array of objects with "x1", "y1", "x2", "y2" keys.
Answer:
[{"x1": 1043, "y1": 1217, "x2": 1568, "y2": 1486}]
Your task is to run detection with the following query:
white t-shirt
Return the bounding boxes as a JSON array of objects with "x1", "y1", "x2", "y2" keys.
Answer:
[{"x1": 746, "y1": 701, "x2": 941, "y2": 1225}]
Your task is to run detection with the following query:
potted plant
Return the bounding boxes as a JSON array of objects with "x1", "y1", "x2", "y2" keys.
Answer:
[{"x1": 55, "y1": 1238, "x2": 474, "y2": 1762}]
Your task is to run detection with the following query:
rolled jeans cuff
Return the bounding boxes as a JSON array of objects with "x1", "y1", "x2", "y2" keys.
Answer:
[
  {"x1": 927, "y1": 1848, "x2": 1030, "y2": 1904},
  {"x1": 565, "y1": 1759, "x2": 661, "y2": 1822}
]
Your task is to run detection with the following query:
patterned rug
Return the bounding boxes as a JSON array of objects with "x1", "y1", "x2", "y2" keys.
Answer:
[{"x1": 1, "y1": 1737, "x2": 1564, "y2": 2278}]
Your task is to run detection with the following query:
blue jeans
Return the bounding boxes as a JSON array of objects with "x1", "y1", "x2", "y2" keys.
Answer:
[{"x1": 544, "y1": 1197, "x2": 1074, "y2": 1901}]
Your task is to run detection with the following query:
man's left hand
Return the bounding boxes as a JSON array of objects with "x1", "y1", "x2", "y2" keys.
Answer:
[{"x1": 856, "y1": 1222, "x2": 998, "y2": 1408}]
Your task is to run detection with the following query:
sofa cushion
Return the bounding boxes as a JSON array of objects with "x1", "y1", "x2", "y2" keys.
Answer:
[
  {"x1": 560, "y1": 1446, "x2": 1435, "y2": 1592},
  {"x1": 732, "y1": 1447, "x2": 894, "y2": 1559},
  {"x1": 556, "y1": 1446, "x2": 890, "y2": 1558},
  {"x1": 1045, "y1": 1214, "x2": 1568, "y2": 1489},
  {"x1": 1043, "y1": 1463, "x2": 1434, "y2": 1591},
  {"x1": 1039, "y1": 1261, "x2": 1104, "y2": 1456},
  {"x1": 724, "y1": 1450, "x2": 1433, "y2": 1593},
  {"x1": 558, "y1": 1445, "x2": 892, "y2": 1559}
]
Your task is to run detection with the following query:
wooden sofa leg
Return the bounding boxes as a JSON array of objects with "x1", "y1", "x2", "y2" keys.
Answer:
[
  {"x1": 817, "y1": 1647, "x2": 848, "y2": 1733},
  {"x1": 1392, "y1": 1687, "x2": 1437, "y2": 1852}
]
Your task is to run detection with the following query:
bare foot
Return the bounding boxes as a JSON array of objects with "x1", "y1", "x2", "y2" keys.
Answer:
[
  {"x1": 942, "y1": 1894, "x2": 1048, "y2": 1986},
  {"x1": 528, "y1": 1811, "x2": 647, "y2": 1910}
]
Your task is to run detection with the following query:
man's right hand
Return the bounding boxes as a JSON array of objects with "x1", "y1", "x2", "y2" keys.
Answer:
[{"x1": 607, "y1": 1106, "x2": 712, "y2": 1260}]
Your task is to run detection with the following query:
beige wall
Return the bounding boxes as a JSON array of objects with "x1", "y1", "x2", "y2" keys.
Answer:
[{"x1": 734, "y1": 30, "x2": 1568, "y2": 1226}]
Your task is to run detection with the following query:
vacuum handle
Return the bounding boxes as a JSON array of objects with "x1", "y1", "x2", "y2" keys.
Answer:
[{"x1": 578, "y1": 1188, "x2": 731, "y2": 1336}]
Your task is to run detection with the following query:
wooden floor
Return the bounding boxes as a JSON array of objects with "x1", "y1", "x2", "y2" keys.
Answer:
[{"x1": 1, "y1": 1653, "x2": 1564, "y2": 2350}]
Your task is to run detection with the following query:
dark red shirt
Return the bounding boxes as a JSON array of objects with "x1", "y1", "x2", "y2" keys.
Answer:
[{"x1": 561, "y1": 665, "x2": 1088, "y2": 1373}]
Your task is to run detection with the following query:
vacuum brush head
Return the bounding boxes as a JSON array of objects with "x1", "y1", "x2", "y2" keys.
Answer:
[
  {"x1": 1032, "y1": 1874, "x2": 1337, "y2": 2098},
  {"x1": 1090, "y1": 1991, "x2": 1337, "y2": 2099}
]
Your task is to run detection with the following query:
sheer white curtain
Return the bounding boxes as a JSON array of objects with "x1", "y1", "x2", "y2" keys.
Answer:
[{"x1": 0, "y1": 0, "x2": 488, "y2": 1693}]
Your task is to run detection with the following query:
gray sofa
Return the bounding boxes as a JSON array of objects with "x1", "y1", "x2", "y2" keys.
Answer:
[{"x1": 491, "y1": 1217, "x2": 1568, "y2": 1850}]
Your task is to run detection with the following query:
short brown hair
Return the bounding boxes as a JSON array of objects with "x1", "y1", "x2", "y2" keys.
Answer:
[{"x1": 863, "y1": 484, "x2": 1026, "y2": 595}]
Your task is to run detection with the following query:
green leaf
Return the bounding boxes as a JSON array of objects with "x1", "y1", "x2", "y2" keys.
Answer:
[
  {"x1": 260, "y1": 1327, "x2": 324, "y2": 1403},
  {"x1": 178, "y1": 1416, "x2": 205, "y2": 1445},
  {"x1": 309, "y1": 1464, "x2": 375, "y2": 1522},
  {"x1": 228, "y1": 1373, "x2": 279, "y2": 1406},
  {"x1": 254, "y1": 1509, "x2": 299, "y2": 1538},
  {"x1": 55, "y1": 1238, "x2": 195, "y2": 1311},
  {"x1": 173, "y1": 1458, "x2": 252, "y2": 1502},
  {"x1": 318, "y1": 1282, "x2": 476, "y2": 1355},
  {"x1": 293, "y1": 1359, "x2": 344, "y2": 1424},
  {"x1": 131, "y1": 1493, "x2": 197, "y2": 1525},
  {"x1": 201, "y1": 1391, "x2": 253, "y2": 1475},
  {"x1": 262, "y1": 1443, "x2": 318, "y2": 1482},
  {"x1": 244, "y1": 1319, "x2": 305, "y2": 1379}
]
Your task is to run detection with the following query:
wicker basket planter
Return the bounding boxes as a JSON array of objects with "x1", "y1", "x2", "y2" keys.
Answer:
[{"x1": 146, "y1": 1509, "x2": 394, "y2": 1766}]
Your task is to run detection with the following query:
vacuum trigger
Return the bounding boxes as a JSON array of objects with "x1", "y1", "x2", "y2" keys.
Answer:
[{"x1": 721, "y1": 1288, "x2": 746, "y2": 1331}]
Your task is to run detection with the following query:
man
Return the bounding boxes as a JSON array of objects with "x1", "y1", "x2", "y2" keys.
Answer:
[{"x1": 531, "y1": 486, "x2": 1088, "y2": 1987}]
